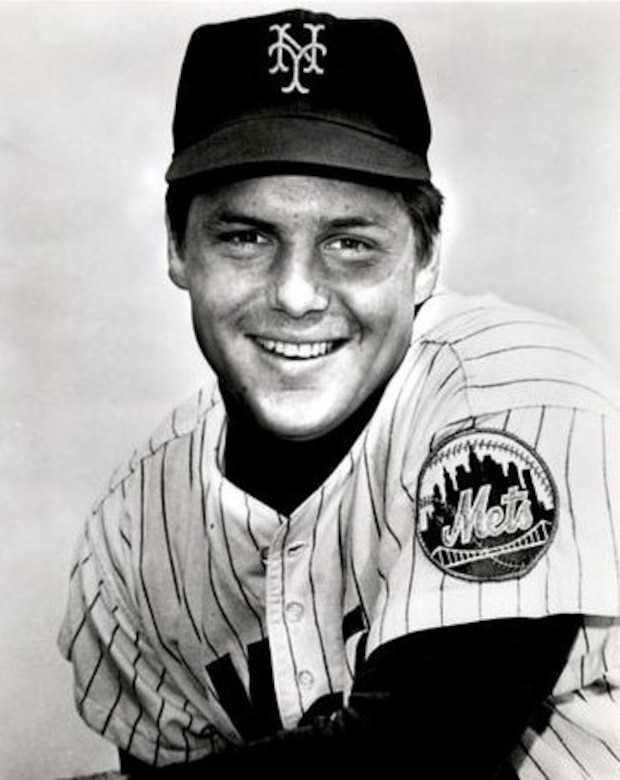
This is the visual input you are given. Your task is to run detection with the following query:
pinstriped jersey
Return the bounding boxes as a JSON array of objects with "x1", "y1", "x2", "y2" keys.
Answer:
[{"x1": 59, "y1": 290, "x2": 620, "y2": 776}]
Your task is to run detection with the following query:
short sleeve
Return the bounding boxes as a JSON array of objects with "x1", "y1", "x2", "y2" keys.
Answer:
[{"x1": 58, "y1": 493, "x2": 223, "y2": 767}]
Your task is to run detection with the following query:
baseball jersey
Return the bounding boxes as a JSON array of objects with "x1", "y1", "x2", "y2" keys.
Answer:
[{"x1": 58, "y1": 289, "x2": 620, "y2": 776}]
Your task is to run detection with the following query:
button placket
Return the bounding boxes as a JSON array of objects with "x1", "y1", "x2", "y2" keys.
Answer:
[{"x1": 264, "y1": 523, "x2": 307, "y2": 729}]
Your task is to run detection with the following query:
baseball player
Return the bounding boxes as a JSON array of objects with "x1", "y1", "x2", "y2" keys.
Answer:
[{"x1": 58, "y1": 9, "x2": 620, "y2": 778}]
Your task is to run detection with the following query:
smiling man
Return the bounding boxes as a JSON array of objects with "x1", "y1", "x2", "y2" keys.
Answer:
[
  {"x1": 59, "y1": 9, "x2": 620, "y2": 779},
  {"x1": 168, "y1": 175, "x2": 431, "y2": 441}
]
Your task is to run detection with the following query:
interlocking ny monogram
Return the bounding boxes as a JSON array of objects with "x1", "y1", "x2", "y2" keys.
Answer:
[{"x1": 268, "y1": 23, "x2": 327, "y2": 94}]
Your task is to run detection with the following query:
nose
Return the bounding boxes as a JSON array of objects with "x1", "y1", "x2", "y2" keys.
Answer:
[{"x1": 269, "y1": 242, "x2": 329, "y2": 318}]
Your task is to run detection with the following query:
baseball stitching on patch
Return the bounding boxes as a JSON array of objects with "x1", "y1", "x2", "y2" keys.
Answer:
[{"x1": 415, "y1": 429, "x2": 559, "y2": 582}]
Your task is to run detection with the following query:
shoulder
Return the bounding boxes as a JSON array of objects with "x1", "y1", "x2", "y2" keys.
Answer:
[
  {"x1": 92, "y1": 380, "x2": 223, "y2": 516},
  {"x1": 412, "y1": 288, "x2": 620, "y2": 418}
]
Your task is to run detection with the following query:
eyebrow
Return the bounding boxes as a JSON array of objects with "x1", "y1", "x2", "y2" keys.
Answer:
[
  {"x1": 206, "y1": 210, "x2": 391, "y2": 231},
  {"x1": 206, "y1": 210, "x2": 274, "y2": 233},
  {"x1": 327, "y1": 216, "x2": 389, "y2": 229}
]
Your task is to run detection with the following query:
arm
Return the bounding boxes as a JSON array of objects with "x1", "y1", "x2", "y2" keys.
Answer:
[{"x1": 120, "y1": 613, "x2": 580, "y2": 778}]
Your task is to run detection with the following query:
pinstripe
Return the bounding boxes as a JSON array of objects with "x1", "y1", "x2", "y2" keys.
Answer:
[
  {"x1": 464, "y1": 343, "x2": 604, "y2": 367},
  {"x1": 205, "y1": 522, "x2": 247, "y2": 661},
  {"x1": 198, "y1": 418, "x2": 209, "y2": 536},
  {"x1": 377, "y1": 569, "x2": 389, "y2": 644},
  {"x1": 243, "y1": 493, "x2": 261, "y2": 553},
  {"x1": 181, "y1": 700, "x2": 192, "y2": 763},
  {"x1": 308, "y1": 487, "x2": 334, "y2": 692},
  {"x1": 439, "y1": 573, "x2": 446, "y2": 627},
  {"x1": 160, "y1": 442, "x2": 181, "y2": 605},
  {"x1": 451, "y1": 319, "x2": 566, "y2": 345},
  {"x1": 218, "y1": 481, "x2": 264, "y2": 638},
  {"x1": 126, "y1": 632, "x2": 143, "y2": 755},
  {"x1": 80, "y1": 641, "x2": 105, "y2": 708},
  {"x1": 171, "y1": 407, "x2": 180, "y2": 439},
  {"x1": 337, "y1": 485, "x2": 356, "y2": 678},
  {"x1": 382, "y1": 369, "x2": 399, "y2": 521},
  {"x1": 361, "y1": 432, "x2": 381, "y2": 538},
  {"x1": 458, "y1": 377, "x2": 617, "y2": 409},
  {"x1": 138, "y1": 461, "x2": 187, "y2": 669},
  {"x1": 518, "y1": 737, "x2": 550, "y2": 779},
  {"x1": 120, "y1": 529, "x2": 131, "y2": 549},
  {"x1": 565, "y1": 409, "x2": 584, "y2": 610},
  {"x1": 436, "y1": 364, "x2": 461, "y2": 394},
  {"x1": 101, "y1": 671, "x2": 124, "y2": 737},
  {"x1": 67, "y1": 584, "x2": 102, "y2": 660},
  {"x1": 153, "y1": 668, "x2": 166, "y2": 765},
  {"x1": 534, "y1": 406, "x2": 546, "y2": 449},
  {"x1": 337, "y1": 495, "x2": 346, "y2": 575},
  {"x1": 601, "y1": 415, "x2": 620, "y2": 612},
  {"x1": 546, "y1": 714, "x2": 589, "y2": 775},
  {"x1": 580, "y1": 619, "x2": 590, "y2": 690},
  {"x1": 348, "y1": 548, "x2": 370, "y2": 632},
  {"x1": 70, "y1": 554, "x2": 89, "y2": 581},
  {"x1": 180, "y1": 582, "x2": 203, "y2": 643},
  {"x1": 188, "y1": 429, "x2": 195, "y2": 491},
  {"x1": 404, "y1": 520, "x2": 417, "y2": 634}
]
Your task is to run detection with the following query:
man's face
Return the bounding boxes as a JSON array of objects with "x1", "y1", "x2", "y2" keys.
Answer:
[{"x1": 169, "y1": 174, "x2": 435, "y2": 440}]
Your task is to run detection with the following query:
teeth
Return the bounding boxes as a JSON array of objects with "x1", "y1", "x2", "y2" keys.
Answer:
[{"x1": 256, "y1": 338, "x2": 336, "y2": 359}]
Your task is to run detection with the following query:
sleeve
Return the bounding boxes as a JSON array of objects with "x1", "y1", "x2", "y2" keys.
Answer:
[
  {"x1": 382, "y1": 324, "x2": 620, "y2": 643},
  {"x1": 119, "y1": 615, "x2": 581, "y2": 779},
  {"x1": 57, "y1": 484, "x2": 223, "y2": 767}
]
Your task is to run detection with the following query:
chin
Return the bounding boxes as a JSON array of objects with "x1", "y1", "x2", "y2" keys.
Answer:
[{"x1": 252, "y1": 396, "x2": 347, "y2": 441}]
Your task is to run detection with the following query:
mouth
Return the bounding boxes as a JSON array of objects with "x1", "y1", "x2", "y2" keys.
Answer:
[{"x1": 253, "y1": 337, "x2": 345, "y2": 360}]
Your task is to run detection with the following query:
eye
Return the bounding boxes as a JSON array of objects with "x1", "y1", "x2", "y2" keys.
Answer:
[
  {"x1": 221, "y1": 230, "x2": 270, "y2": 246},
  {"x1": 215, "y1": 229, "x2": 272, "y2": 258},
  {"x1": 325, "y1": 236, "x2": 374, "y2": 254},
  {"x1": 324, "y1": 236, "x2": 376, "y2": 259}
]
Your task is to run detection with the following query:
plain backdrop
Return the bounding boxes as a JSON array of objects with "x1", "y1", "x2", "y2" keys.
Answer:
[{"x1": 1, "y1": 1, "x2": 619, "y2": 777}]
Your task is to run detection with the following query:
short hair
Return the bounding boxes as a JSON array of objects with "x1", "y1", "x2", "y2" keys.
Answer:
[{"x1": 166, "y1": 175, "x2": 443, "y2": 265}]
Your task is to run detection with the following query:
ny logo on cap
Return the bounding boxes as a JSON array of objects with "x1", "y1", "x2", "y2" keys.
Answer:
[{"x1": 268, "y1": 23, "x2": 327, "y2": 94}]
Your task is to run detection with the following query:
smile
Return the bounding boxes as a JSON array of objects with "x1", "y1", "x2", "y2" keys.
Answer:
[{"x1": 254, "y1": 337, "x2": 340, "y2": 360}]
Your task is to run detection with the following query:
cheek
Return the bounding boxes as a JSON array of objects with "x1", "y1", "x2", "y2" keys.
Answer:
[
  {"x1": 186, "y1": 262, "x2": 250, "y2": 319},
  {"x1": 354, "y1": 268, "x2": 416, "y2": 335}
]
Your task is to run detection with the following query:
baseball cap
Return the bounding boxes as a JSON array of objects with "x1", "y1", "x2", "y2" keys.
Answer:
[{"x1": 166, "y1": 8, "x2": 432, "y2": 184}]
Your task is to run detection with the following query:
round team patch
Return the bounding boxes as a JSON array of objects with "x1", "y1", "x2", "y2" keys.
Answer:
[{"x1": 416, "y1": 430, "x2": 558, "y2": 581}]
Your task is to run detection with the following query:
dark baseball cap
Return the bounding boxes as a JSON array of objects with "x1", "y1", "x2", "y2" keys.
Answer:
[{"x1": 166, "y1": 8, "x2": 432, "y2": 184}]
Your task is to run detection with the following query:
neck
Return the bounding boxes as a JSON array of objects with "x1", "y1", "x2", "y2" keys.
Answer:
[{"x1": 222, "y1": 386, "x2": 386, "y2": 515}]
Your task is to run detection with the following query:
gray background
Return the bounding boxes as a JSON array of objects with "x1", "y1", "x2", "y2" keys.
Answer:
[{"x1": 1, "y1": 1, "x2": 619, "y2": 777}]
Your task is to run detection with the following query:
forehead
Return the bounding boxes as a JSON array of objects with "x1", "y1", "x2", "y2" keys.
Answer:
[{"x1": 189, "y1": 174, "x2": 408, "y2": 225}]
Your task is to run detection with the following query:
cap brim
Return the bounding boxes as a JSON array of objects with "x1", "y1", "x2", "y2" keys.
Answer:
[{"x1": 166, "y1": 116, "x2": 430, "y2": 184}]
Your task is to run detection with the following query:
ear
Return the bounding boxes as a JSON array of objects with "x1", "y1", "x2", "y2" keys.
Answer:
[
  {"x1": 166, "y1": 216, "x2": 189, "y2": 290},
  {"x1": 414, "y1": 237, "x2": 441, "y2": 306}
]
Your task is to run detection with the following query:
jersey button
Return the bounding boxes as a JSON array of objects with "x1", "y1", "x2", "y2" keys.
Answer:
[
  {"x1": 297, "y1": 670, "x2": 314, "y2": 689},
  {"x1": 285, "y1": 601, "x2": 304, "y2": 622}
]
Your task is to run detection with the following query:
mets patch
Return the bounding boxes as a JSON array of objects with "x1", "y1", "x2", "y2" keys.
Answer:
[{"x1": 416, "y1": 430, "x2": 558, "y2": 581}]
